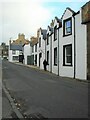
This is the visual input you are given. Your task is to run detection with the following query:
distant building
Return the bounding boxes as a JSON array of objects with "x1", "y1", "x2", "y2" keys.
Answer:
[
  {"x1": 23, "y1": 41, "x2": 31, "y2": 65},
  {"x1": 8, "y1": 33, "x2": 29, "y2": 62},
  {"x1": 9, "y1": 43, "x2": 23, "y2": 62},
  {"x1": 0, "y1": 43, "x2": 9, "y2": 59},
  {"x1": 11, "y1": 33, "x2": 29, "y2": 45},
  {"x1": 0, "y1": 46, "x2": 3, "y2": 57}
]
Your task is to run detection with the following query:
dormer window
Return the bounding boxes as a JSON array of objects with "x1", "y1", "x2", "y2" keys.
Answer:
[
  {"x1": 63, "y1": 17, "x2": 72, "y2": 36},
  {"x1": 54, "y1": 26, "x2": 57, "y2": 41}
]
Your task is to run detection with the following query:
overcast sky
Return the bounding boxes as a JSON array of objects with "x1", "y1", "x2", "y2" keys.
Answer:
[{"x1": 0, "y1": 0, "x2": 88, "y2": 45}]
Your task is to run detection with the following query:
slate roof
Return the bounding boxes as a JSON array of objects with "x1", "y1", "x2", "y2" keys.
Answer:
[
  {"x1": 54, "y1": 17, "x2": 62, "y2": 28},
  {"x1": 41, "y1": 29, "x2": 47, "y2": 40},
  {"x1": 10, "y1": 44, "x2": 23, "y2": 50},
  {"x1": 55, "y1": 17, "x2": 62, "y2": 23},
  {"x1": 47, "y1": 26, "x2": 53, "y2": 34}
]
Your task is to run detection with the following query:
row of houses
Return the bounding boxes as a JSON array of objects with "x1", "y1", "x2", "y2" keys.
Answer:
[{"x1": 9, "y1": 1, "x2": 90, "y2": 80}]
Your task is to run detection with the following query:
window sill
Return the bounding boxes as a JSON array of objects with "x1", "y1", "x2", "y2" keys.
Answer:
[
  {"x1": 54, "y1": 39, "x2": 57, "y2": 41},
  {"x1": 54, "y1": 64, "x2": 57, "y2": 66},
  {"x1": 63, "y1": 64, "x2": 73, "y2": 67},
  {"x1": 63, "y1": 33, "x2": 72, "y2": 37}
]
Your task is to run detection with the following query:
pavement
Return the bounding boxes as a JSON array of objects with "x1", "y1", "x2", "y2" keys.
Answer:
[
  {"x1": 13, "y1": 61, "x2": 89, "y2": 83},
  {"x1": 2, "y1": 84, "x2": 23, "y2": 119},
  {"x1": 2, "y1": 89, "x2": 14, "y2": 119}
]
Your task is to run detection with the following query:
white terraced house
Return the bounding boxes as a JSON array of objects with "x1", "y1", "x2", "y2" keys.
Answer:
[
  {"x1": 22, "y1": 1, "x2": 90, "y2": 80},
  {"x1": 23, "y1": 42, "x2": 31, "y2": 65},
  {"x1": 30, "y1": 37, "x2": 38, "y2": 66},
  {"x1": 58, "y1": 2, "x2": 90, "y2": 80},
  {"x1": 9, "y1": 40, "x2": 23, "y2": 62},
  {"x1": 37, "y1": 28, "x2": 47, "y2": 70}
]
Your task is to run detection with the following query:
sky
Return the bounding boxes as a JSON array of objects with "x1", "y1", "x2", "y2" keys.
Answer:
[{"x1": 0, "y1": 0, "x2": 89, "y2": 45}]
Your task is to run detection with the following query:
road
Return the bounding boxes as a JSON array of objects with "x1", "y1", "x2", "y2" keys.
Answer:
[
  {"x1": 0, "y1": 57, "x2": 2, "y2": 119},
  {"x1": 2, "y1": 60, "x2": 89, "y2": 118}
]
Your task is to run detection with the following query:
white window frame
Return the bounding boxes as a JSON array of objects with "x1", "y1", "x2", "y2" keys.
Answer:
[
  {"x1": 12, "y1": 50, "x2": 16, "y2": 54},
  {"x1": 19, "y1": 51, "x2": 22, "y2": 54}
]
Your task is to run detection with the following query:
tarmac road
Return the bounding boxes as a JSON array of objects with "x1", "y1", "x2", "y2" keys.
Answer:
[{"x1": 2, "y1": 60, "x2": 89, "y2": 118}]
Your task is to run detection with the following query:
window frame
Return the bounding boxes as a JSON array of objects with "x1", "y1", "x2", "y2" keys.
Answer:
[
  {"x1": 19, "y1": 50, "x2": 22, "y2": 54},
  {"x1": 35, "y1": 44, "x2": 37, "y2": 52},
  {"x1": 12, "y1": 50, "x2": 16, "y2": 54},
  {"x1": 47, "y1": 34, "x2": 49, "y2": 45},
  {"x1": 54, "y1": 47, "x2": 57, "y2": 66},
  {"x1": 63, "y1": 17, "x2": 72, "y2": 37},
  {"x1": 35, "y1": 54, "x2": 37, "y2": 65},
  {"x1": 54, "y1": 26, "x2": 57, "y2": 41},
  {"x1": 47, "y1": 51, "x2": 49, "y2": 65},
  {"x1": 13, "y1": 56, "x2": 19, "y2": 60},
  {"x1": 39, "y1": 37, "x2": 41, "y2": 47},
  {"x1": 63, "y1": 44, "x2": 72, "y2": 66}
]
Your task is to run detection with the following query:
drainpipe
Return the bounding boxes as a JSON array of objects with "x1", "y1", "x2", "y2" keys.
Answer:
[
  {"x1": 45, "y1": 38, "x2": 46, "y2": 60},
  {"x1": 73, "y1": 15, "x2": 76, "y2": 79},
  {"x1": 57, "y1": 28, "x2": 59, "y2": 76},
  {"x1": 50, "y1": 33, "x2": 52, "y2": 73}
]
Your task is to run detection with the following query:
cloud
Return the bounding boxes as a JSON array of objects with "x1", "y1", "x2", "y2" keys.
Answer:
[
  {"x1": 0, "y1": 0, "x2": 52, "y2": 44},
  {"x1": 0, "y1": 0, "x2": 88, "y2": 44}
]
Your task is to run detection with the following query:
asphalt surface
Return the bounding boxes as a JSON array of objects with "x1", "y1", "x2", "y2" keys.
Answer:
[
  {"x1": 0, "y1": 57, "x2": 2, "y2": 119},
  {"x1": 2, "y1": 60, "x2": 89, "y2": 118}
]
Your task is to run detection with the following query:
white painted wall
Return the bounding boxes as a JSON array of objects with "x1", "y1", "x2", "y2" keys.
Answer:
[
  {"x1": 52, "y1": 19, "x2": 59, "y2": 75},
  {"x1": 59, "y1": 9, "x2": 74, "y2": 78},
  {"x1": 37, "y1": 42, "x2": 39, "y2": 67},
  {"x1": 37, "y1": 31, "x2": 45, "y2": 69},
  {"x1": 9, "y1": 50, "x2": 13, "y2": 62},
  {"x1": 52, "y1": 40, "x2": 58, "y2": 75},
  {"x1": 24, "y1": 44, "x2": 31, "y2": 65},
  {"x1": 46, "y1": 38, "x2": 50, "y2": 71},
  {"x1": 40, "y1": 37, "x2": 45, "y2": 69},
  {"x1": 75, "y1": 11, "x2": 87, "y2": 80},
  {"x1": 9, "y1": 50, "x2": 21, "y2": 62}
]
